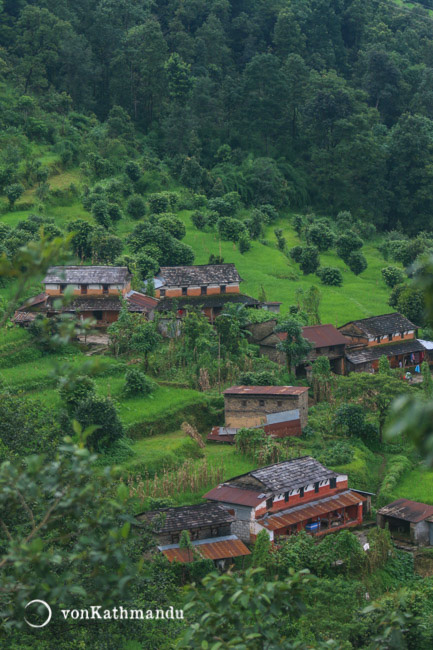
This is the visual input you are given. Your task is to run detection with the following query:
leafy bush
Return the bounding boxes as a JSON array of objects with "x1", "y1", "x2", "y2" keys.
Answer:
[
  {"x1": 72, "y1": 396, "x2": 123, "y2": 451},
  {"x1": 238, "y1": 370, "x2": 275, "y2": 385},
  {"x1": 127, "y1": 194, "x2": 146, "y2": 219},
  {"x1": 157, "y1": 214, "x2": 186, "y2": 240},
  {"x1": 217, "y1": 217, "x2": 247, "y2": 242},
  {"x1": 336, "y1": 231, "x2": 363, "y2": 263},
  {"x1": 289, "y1": 245, "x2": 303, "y2": 262},
  {"x1": 59, "y1": 375, "x2": 96, "y2": 414},
  {"x1": 123, "y1": 367, "x2": 155, "y2": 396},
  {"x1": 317, "y1": 266, "x2": 343, "y2": 286},
  {"x1": 318, "y1": 441, "x2": 354, "y2": 466},
  {"x1": 191, "y1": 211, "x2": 208, "y2": 230},
  {"x1": 238, "y1": 232, "x2": 251, "y2": 253},
  {"x1": 300, "y1": 245, "x2": 320, "y2": 274},
  {"x1": 306, "y1": 223, "x2": 334, "y2": 251},
  {"x1": 148, "y1": 192, "x2": 170, "y2": 213},
  {"x1": 382, "y1": 266, "x2": 405, "y2": 288},
  {"x1": 347, "y1": 251, "x2": 367, "y2": 275}
]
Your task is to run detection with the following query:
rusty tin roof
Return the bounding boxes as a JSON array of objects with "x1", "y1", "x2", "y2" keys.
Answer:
[
  {"x1": 204, "y1": 485, "x2": 266, "y2": 507},
  {"x1": 377, "y1": 499, "x2": 433, "y2": 523},
  {"x1": 259, "y1": 490, "x2": 366, "y2": 531},
  {"x1": 158, "y1": 534, "x2": 250, "y2": 563},
  {"x1": 301, "y1": 324, "x2": 348, "y2": 348}
]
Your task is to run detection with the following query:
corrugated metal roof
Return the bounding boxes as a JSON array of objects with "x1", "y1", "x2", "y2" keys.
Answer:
[
  {"x1": 207, "y1": 417, "x2": 302, "y2": 443},
  {"x1": 301, "y1": 324, "x2": 348, "y2": 348},
  {"x1": 418, "y1": 339, "x2": 433, "y2": 350},
  {"x1": 126, "y1": 291, "x2": 159, "y2": 311},
  {"x1": 44, "y1": 266, "x2": 130, "y2": 285},
  {"x1": 224, "y1": 385, "x2": 308, "y2": 396},
  {"x1": 204, "y1": 485, "x2": 266, "y2": 506},
  {"x1": 345, "y1": 339, "x2": 426, "y2": 365},
  {"x1": 377, "y1": 499, "x2": 433, "y2": 523},
  {"x1": 12, "y1": 311, "x2": 36, "y2": 323},
  {"x1": 266, "y1": 409, "x2": 300, "y2": 424},
  {"x1": 259, "y1": 490, "x2": 366, "y2": 531},
  {"x1": 159, "y1": 535, "x2": 250, "y2": 563}
]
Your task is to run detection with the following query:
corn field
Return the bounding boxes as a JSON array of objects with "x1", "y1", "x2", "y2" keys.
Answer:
[{"x1": 126, "y1": 458, "x2": 225, "y2": 502}]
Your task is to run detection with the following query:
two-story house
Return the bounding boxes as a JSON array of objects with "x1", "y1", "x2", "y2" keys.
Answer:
[
  {"x1": 207, "y1": 385, "x2": 307, "y2": 443},
  {"x1": 338, "y1": 313, "x2": 426, "y2": 373},
  {"x1": 13, "y1": 266, "x2": 158, "y2": 327},
  {"x1": 204, "y1": 456, "x2": 367, "y2": 543},
  {"x1": 135, "y1": 502, "x2": 250, "y2": 566},
  {"x1": 154, "y1": 263, "x2": 260, "y2": 321}
]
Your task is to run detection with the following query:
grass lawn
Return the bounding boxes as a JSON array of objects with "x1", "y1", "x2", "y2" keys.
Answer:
[{"x1": 390, "y1": 465, "x2": 433, "y2": 504}]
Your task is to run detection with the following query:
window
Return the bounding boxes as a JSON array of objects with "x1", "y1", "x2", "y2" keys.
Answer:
[
  {"x1": 201, "y1": 286, "x2": 207, "y2": 295},
  {"x1": 330, "y1": 478, "x2": 337, "y2": 489},
  {"x1": 266, "y1": 498, "x2": 273, "y2": 510},
  {"x1": 171, "y1": 533, "x2": 179, "y2": 544},
  {"x1": 160, "y1": 289, "x2": 166, "y2": 297},
  {"x1": 284, "y1": 492, "x2": 289, "y2": 503},
  {"x1": 93, "y1": 310, "x2": 103, "y2": 321},
  {"x1": 314, "y1": 482, "x2": 319, "y2": 493},
  {"x1": 259, "y1": 400, "x2": 265, "y2": 407},
  {"x1": 299, "y1": 487, "x2": 304, "y2": 498},
  {"x1": 376, "y1": 336, "x2": 380, "y2": 343},
  {"x1": 329, "y1": 346, "x2": 334, "y2": 351},
  {"x1": 388, "y1": 334, "x2": 393, "y2": 342},
  {"x1": 60, "y1": 284, "x2": 66, "y2": 294},
  {"x1": 277, "y1": 401, "x2": 283, "y2": 407},
  {"x1": 242, "y1": 400, "x2": 247, "y2": 407},
  {"x1": 211, "y1": 526, "x2": 218, "y2": 536},
  {"x1": 182, "y1": 287, "x2": 187, "y2": 296},
  {"x1": 81, "y1": 285, "x2": 87, "y2": 295},
  {"x1": 220, "y1": 285, "x2": 226, "y2": 294},
  {"x1": 401, "y1": 332, "x2": 405, "y2": 339},
  {"x1": 103, "y1": 284, "x2": 109, "y2": 295},
  {"x1": 190, "y1": 530, "x2": 199, "y2": 540}
]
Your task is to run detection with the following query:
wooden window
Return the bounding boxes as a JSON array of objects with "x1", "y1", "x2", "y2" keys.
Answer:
[
  {"x1": 93, "y1": 310, "x2": 103, "y2": 321},
  {"x1": 401, "y1": 332, "x2": 405, "y2": 339},
  {"x1": 330, "y1": 478, "x2": 337, "y2": 489},
  {"x1": 182, "y1": 287, "x2": 187, "y2": 296},
  {"x1": 60, "y1": 284, "x2": 66, "y2": 294},
  {"x1": 220, "y1": 285, "x2": 226, "y2": 293},
  {"x1": 388, "y1": 334, "x2": 393, "y2": 342},
  {"x1": 190, "y1": 530, "x2": 199, "y2": 540},
  {"x1": 376, "y1": 336, "x2": 380, "y2": 343},
  {"x1": 242, "y1": 400, "x2": 247, "y2": 407},
  {"x1": 171, "y1": 533, "x2": 179, "y2": 544},
  {"x1": 103, "y1": 284, "x2": 109, "y2": 295},
  {"x1": 284, "y1": 492, "x2": 289, "y2": 503},
  {"x1": 299, "y1": 487, "x2": 304, "y2": 498},
  {"x1": 314, "y1": 482, "x2": 319, "y2": 493},
  {"x1": 266, "y1": 498, "x2": 273, "y2": 510},
  {"x1": 259, "y1": 399, "x2": 265, "y2": 407},
  {"x1": 81, "y1": 285, "x2": 87, "y2": 295},
  {"x1": 160, "y1": 289, "x2": 166, "y2": 297},
  {"x1": 201, "y1": 286, "x2": 207, "y2": 295},
  {"x1": 211, "y1": 526, "x2": 218, "y2": 536},
  {"x1": 277, "y1": 401, "x2": 283, "y2": 407}
]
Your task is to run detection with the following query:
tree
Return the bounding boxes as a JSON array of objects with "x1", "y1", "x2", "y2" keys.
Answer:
[
  {"x1": 136, "y1": 252, "x2": 159, "y2": 281},
  {"x1": 382, "y1": 266, "x2": 405, "y2": 288},
  {"x1": 347, "y1": 251, "x2": 367, "y2": 275},
  {"x1": 124, "y1": 160, "x2": 141, "y2": 182},
  {"x1": 73, "y1": 396, "x2": 123, "y2": 451},
  {"x1": 421, "y1": 361, "x2": 433, "y2": 398},
  {"x1": 317, "y1": 267, "x2": 343, "y2": 286},
  {"x1": 67, "y1": 219, "x2": 94, "y2": 259},
  {"x1": 299, "y1": 245, "x2": 320, "y2": 275},
  {"x1": 252, "y1": 529, "x2": 272, "y2": 568},
  {"x1": 108, "y1": 302, "x2": 161, "y2": 361},
  {"x1": 123, "y1": 367, "x2": 154, "y2": 396},
  {"x1": 59, "y1": 375, "x2": 96, "y2": 415},
  {"x1": 274, "y1": 228, "x2": 286, "y2": 250},
  {"x1": 336, "y1": 231, "x2": 363, "y2": 264},
  {"x1": 92, "y1": 199, "x2": 111, "y2": 228},
  {"x1": 238, "y1": 232, "x2": 251, "y2": 253},
  {"x1": 306, "y1": 223, "x2": 334, "y2": 252},
  {"x1": 157, "y1": 215, "x2": 186, "y2": 240},
  {"x1": 311, "y1": 356, "x2": 333, "y2": 402},
  {"x1": 217, "y1": 217, "x2": 247, "y2": 242},
  {"x1": 5, "y1": 183, "x2": 24, "y2": 209},
  {"x1": 378, "y1": 355, "x2": 392, "y2": 376},
  {"x1": 289, "y1": 245, "x2": 303, "y2": 263},
  {"x1": 275, "y1": 318, "x2": 312, "y2": 374},
  {"x1": 127, "y1": 194, "x2": 146, "y2": 220}
]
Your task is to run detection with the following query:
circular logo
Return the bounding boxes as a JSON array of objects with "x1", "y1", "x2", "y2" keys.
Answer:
[{"x1": 24, "y1": 599, "x2": 52, "y2": 628}]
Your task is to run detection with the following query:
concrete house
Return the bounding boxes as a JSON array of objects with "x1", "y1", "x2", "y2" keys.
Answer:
[
  {"x1": 135, "y1": 502, "x2": 250, "y2": 566},
  {"x1": 204, "y1": 456, "x2": 366, "y2": 543},
  {"x1": 377, "y1": 499, "x2": 433, "y2": 546},
  {"x1": 13, "y1": 266, "x2": 158, "y2": 328},
  {"x1": 339, "y1": 313, "x2": 426, "y2": 373}
]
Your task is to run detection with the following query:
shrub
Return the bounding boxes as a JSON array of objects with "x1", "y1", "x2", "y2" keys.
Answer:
[
  {"x1": 274, "y1": 228, "x2": 286, "y2": 250},
  {"x1": 127, "y1": 194, "x2": 146, "y2": 220},
  {"x1": 91, "y1": 199, "x2": 111, "y2": 228},
  {"x1": 73, "y1": 396, "x2": 123, "y2": 451},
  {"x1": 289, "y1": 245, "x2": 303, "y2": 262},
  {"x1": 136, "y1": 253, "x2": 159, "y2": 280},
  {"x1": 217, "y1": 217, "x2": 247, "y2": 242},
  {"x1": 191, "y1": 211, "x2": 208, "y2": 230},
  {"x1": 317, "y1": 266, "x2": 343, "y2": 286},
  {"x1": 59, "y1": 375, "x2": 96, "y2": 415},
  {"x1": 300, "y1": 245, "x2": 320, "y2": 275},
  {"x1": 318, "y1": 441, "x2": 354, "y2": 466},
  {"x1": 148, "y1": 192, "x2": 170, "y2": 213},
  {"x1": 347, "y1": 251, "x2": 367, "y2": 275},
  {"x1": 157, "y1": 215, "x2": 186, "y2": 240},
  {"x1": 124, "y1": 160, "x2": 142, "y2": 182},
  {"x1": 336, "y1": 231, "x2": 363, "y2": 263},
  {"x1": 123, "y1": 368, "x2": 155, "y2": 396},
  {"x1": 382, "y1": 266, "x2": 405, "y2": 288},
  {"x1": 238, "y1": 232, "x2": 251, "y2": 253},
  {"x1": 306, "y1": 224, "x2": 334, "y2": 252}
]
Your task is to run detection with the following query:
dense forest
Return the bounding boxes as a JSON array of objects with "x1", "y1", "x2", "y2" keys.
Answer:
[{"x1": 2, "y1": 0, "x2": 433, "y2": 233}]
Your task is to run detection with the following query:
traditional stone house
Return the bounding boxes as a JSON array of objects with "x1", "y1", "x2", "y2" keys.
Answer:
[
  {"x1": 135, "y1": 502, "x2": 250, "y2": 565},
  {"x1": 377, "y1": 499, "x2": 433, "y2": 546},
  {"x1": 204, "y1": 456, "x2": 366, "y2": 543},
  {"x1": 13, "y1": 266, "x2": 158, "y2": 328},
  {"x1": 154, "y1": 263, "x2": 260, "y2": 322},
  {"x1": 223, "y1": 385, "x2": 309, "y2": 429},
  {"x1": 249, "y1": 321, "x2": 347, "y2": 375},
  {"x1": 338, "y1": 313, "x2": 426, "y2": 372}
]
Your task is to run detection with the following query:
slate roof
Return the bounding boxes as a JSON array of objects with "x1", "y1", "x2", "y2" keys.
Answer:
[
  {"x1": 224, "y1": 386, "x2": 308, "y2": 396},
  {"x1": 301, "y1": 324, "x2": 348, "y2": 348},
  {"x1": 158, "y1": 535, "x2": 250, "y2": 563},
  {"x1": 345, "y1": 339, "x2": 426, "y2": 365},
  {"x1": 157, "y1": 264, "x2": 242, "y2": 287},
  {"x1": 339, "y1": 312, "x2": 417, "y2": 337},
  {"x1": 135, "y1": 502, "x2": 234, "y2": 533},
  {"x1": 228, "y1": 457, "x2": 339, "y2": 495},
  {"x1": 46, "y1": 296, "x2": 123, "y2": 312},
  {"x1": 44, "y1": 266, "x2": 131, "y2": 285},
  {"x1": 377, "y1": 499, "x2": 433, "y2": 523},
  {"x1": 156, "y1": 293, "x2": 259, "y2": 311}
]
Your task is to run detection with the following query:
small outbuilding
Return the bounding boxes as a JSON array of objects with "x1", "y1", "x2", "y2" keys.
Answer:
[{"x1": 377, "y1": 499, "x2": 433, "y2": 546}]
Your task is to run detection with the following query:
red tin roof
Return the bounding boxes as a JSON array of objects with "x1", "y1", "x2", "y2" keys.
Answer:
[
  {"x1": 278, "y1": 324, "x2": 347, "y2": 348},
  {"x1": 127, "y1": 291, "x2": 159, "y2": 311},
  {"x1": 207, "y1": 419, "x2": 301, "y2": 443},
  {"x1": 377, "y1": 498, "x2": 433, "y2": 523},
  {"x1": 160, "y1": 536, "x2": 250, "y2": 563},
  {"x1": 259, "y1": 490, "x2": 366, "y2": 531},
  {"x1": 204, "y1": 485, "x2": 266, "y2": 507},
  {"x1": 223, "y1": 385, "x2": 308, "y2": 396}
]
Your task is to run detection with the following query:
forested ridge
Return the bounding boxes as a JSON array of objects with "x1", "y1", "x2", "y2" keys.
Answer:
[{"x1": 2, "y1": 0, "x2": 433, "y2": 233}]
